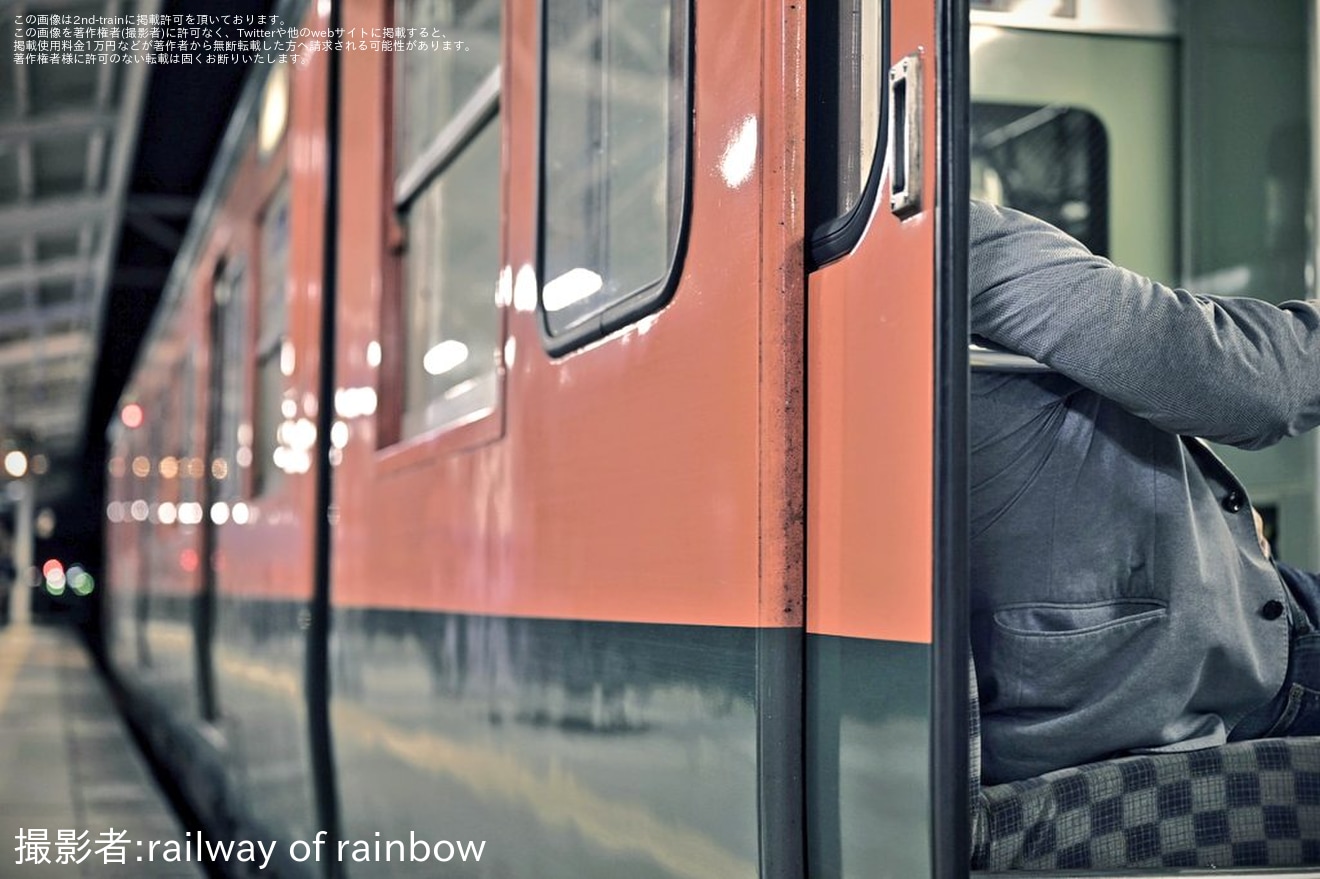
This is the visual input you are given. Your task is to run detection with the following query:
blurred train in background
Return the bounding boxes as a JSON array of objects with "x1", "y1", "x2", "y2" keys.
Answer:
[{"x1": 96, "y1": 0, "x2": 1319, "y2": 876}]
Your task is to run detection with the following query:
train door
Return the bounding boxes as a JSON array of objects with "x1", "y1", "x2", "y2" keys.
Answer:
[
  {"x1": 963, "y1": 0, "x2": 1319, "y2": 874},
  {"x1": 803, "y1": 0, "x2": 968, "y2": 876}
]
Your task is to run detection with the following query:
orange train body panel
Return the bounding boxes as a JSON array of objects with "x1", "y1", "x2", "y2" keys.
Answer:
[
  {"x1": 806, "y1": 0, "x2": 940, "y2": 644},
  {"x1": 205, "y1": 9, "x2": 328, "y2": 605},
  {"x1": 330, "y1": 0, "x2": 806, "y2": 629}
]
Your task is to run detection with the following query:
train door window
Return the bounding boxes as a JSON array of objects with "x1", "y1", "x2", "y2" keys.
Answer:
[
  {"x1": 255, "y1": 180, "x2": 290, "y2": 494},
  {"x1": 393, "y1": 0, "x2": 502, "y2": 441},
  {"x1": 971, "y1": 102, "x2": 1108, "y2": 256},
  {"x1": 539, "y1": 0, "x2": 691, "y2": 352},
  {"x1": 806, "y1": 0, "x2": 887, "y2": 266},
  {"x1": 210, "y1": 258, "x2": 248, "y2": 505}
]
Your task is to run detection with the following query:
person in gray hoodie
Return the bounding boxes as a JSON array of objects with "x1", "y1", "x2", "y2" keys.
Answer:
[{"x1": 968, "y1": 199, "x2": 1320, "y2": 785}]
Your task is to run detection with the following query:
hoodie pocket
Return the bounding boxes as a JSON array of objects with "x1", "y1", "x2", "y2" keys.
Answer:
[{"x1": 985, "y1": 599, "x2": 1168, "y2": 711}]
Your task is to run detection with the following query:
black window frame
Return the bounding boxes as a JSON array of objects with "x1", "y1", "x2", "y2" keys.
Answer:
[
  {"x1": 806, "y1": 0, "x2": 891, "y2": 269},
  {"x1": 535, "y1": 0, "x2": 695, "y2": 357}
]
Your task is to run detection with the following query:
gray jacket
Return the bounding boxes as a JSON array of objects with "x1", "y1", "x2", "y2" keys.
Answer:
[{"x1": 968, "y1": 200, "x2": 1320, "y2": 784}]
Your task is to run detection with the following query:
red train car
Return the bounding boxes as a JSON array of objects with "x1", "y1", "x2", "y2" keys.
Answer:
[{"x1": 104, "y1": 0, "x2": 1320, "y2": 876}]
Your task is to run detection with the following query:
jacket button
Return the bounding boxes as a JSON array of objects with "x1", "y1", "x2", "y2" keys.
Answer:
[
  {"x1": 1261, "y1": 600, "x2": 1285, "y2": 621},
  {"x1": 1223, "y1": 491, "x2": 1245, "y2": 513}
]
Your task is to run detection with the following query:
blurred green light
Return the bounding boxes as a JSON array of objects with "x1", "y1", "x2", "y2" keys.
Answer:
[{"x1": 72, "y1": 572, "x2": 94, "y2": 596}]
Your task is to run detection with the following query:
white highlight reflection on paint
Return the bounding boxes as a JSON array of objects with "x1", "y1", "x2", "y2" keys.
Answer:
[{"x1": 720, "y1": 116, "x2": 758, "y2": 188}]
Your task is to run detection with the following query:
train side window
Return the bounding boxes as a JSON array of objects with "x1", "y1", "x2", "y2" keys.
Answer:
[
  {"x1": 393, "y1": 0, "x2": 502, "y2": 441},
  {"x1": 209, "y1": 259, "x2": 248, "y2": 505},
  {"x1": 254, "y1": 179, "x2": 290, "y2": 495},
  {"x1": 971, "y1": 103, "x2": 1109, "y2": 257},
  {"x1": 806, "y1": 0, "x2": 887, "y2": 267},
  {"x1": 539, "y1": 0, "x2": 691, "y2": 353},
  {"x1": 172, "y1": 351, "x2": 196, "y2": 511}
]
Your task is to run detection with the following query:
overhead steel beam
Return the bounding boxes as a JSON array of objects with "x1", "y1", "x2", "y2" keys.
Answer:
[
  {"x1": 0, "y1": 301, "x2": 94, "y2": 335},
  {"x1": 0, "y1": 331, "x2": 91, "y2": 368},
  {"x1": 0, "y1": 356, "x2": 93, "y2": 383},
  {"x1": 0, "y1": 196, "x2": 109, "y2": 238},
  {"x1": 0, "y1": 256, "x2": 92, "y2": 294},
  {"x1": 0, "y1": 111, "x2": 117, "y2": 145}
]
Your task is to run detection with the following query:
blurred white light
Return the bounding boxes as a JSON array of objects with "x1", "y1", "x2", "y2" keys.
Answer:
[
  {"x1": 106, "y1": 502, "x2": 124, "y2": 523},
  {"x1": 210, "y1": 502, "x2": 230, "y2": 525},
  {"x1": 423, "y1": 340, "x2": 470, "y2": 376},
  {"x1": 280, "y1": 340, "x2": 296, "y2": 377},
  {"x1": 157, "y1": 502, "x2": 177, "y2": 525},
  {"x1": 514, "y1": 264, "x2": 538, "y2": 312},
  {"x1": 542, "y1": 268, "x2": 603, "y2": 312},
  {"x1": 496, "y1": 265, "x2": 513, "y2": 307},
  {"x1": 366, "y1": 341, "x2": 382, "y2": 368},
  {"x1": 130, "y1": 500, "x2": 149, "y2": 522},
  {"x1": 282, "y1": 398, "x2": 298, "y2": 419},
  {"x1": 293, "y1": 418, "x2": 317, "y2": 450},
  {"x1": 231, "y1": 503, "x2": 250, "y2": 525},
  {"x1": 4, "y1": 450, "x2": 28, "y2": 478},
  {"x1": 178, "y1": 503, "x2": 204, "y2": 526},
  {"x1": 34, "y1": 508, "x2": 55, "y2": 538},
  {"x1": 334, "y1": 387, "x2": 378, "y2": 418},
  {"x1": 259, "y1": 63, "x2": 289, "y2": 156},
  {"x1": 330, "y1": 421, "x2": 349, "y2": 449},
  {"x1": 444, "y1": 379, "x2": 478, "y2": 401}
]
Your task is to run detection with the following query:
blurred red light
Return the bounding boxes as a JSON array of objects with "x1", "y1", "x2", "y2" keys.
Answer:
[
  {"x1": 42, "y1": 559, "x2": 63, "y2": 577},
  {"x1": 179, "y1": 549, "x2": 199, "y2": 572},
  {"x1": 121, "y1": 403, "x2": 144, "y2": 429}
]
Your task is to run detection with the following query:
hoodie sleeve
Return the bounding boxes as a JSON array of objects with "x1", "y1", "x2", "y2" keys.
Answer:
[{"x1": 969, "y1": 199, "x2": 1320, "y2": 449}]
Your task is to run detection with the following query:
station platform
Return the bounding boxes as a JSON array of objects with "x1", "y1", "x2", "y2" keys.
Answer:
[{"x1": 0, "y1": 622, "x2": 203, "y2": 879}]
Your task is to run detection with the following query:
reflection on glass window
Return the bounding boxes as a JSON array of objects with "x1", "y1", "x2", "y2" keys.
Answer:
[
  {"x1": 401, "y1": 120, "x2": 501, "y2": 437},
  {"x1": 807, "y1": 0, "x2": 885, "y2": 231},
  {"x1": 396, "y1": 0, "x2": 501, "y2": 175},
  {"x1": 395, "y1": 0, "x2": 502, "y2": 440},
  {"x1": 542, "y1": 0, "x2": 689, "y2": 338},
  {"x1": 255, "y1": 180, "x2": 290, "y2": 494},
  {"x1": 971, "y1": 102, "x2": 1109, "y2": 256}
]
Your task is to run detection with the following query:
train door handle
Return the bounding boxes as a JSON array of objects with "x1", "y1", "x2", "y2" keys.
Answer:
[{"x1": 889, "y1": 53, "x2": 923, "y2": 217}]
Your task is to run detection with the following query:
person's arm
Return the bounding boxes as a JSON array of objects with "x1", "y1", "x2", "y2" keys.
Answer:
[{"x1": 969, "y1": 199, "x2": 1320, "y2": 450}]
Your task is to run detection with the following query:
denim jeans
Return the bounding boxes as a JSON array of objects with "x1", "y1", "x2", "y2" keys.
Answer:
[{"x1": 1231, "y1": 562, "x2": 1320, "y2": 739}]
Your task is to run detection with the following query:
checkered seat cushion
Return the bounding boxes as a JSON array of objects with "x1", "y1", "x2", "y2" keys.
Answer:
[{"x1": 968, "y1": 661, "x2": 1320, "y2": 870}]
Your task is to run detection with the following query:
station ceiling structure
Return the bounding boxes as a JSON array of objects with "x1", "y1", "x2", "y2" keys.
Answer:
[
  {"x1": 1, "y1": 0, "x2": 267, "y2": 515},
  {"x1": 2, "y1": 0, "x2": 157, "y2": 473}
]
